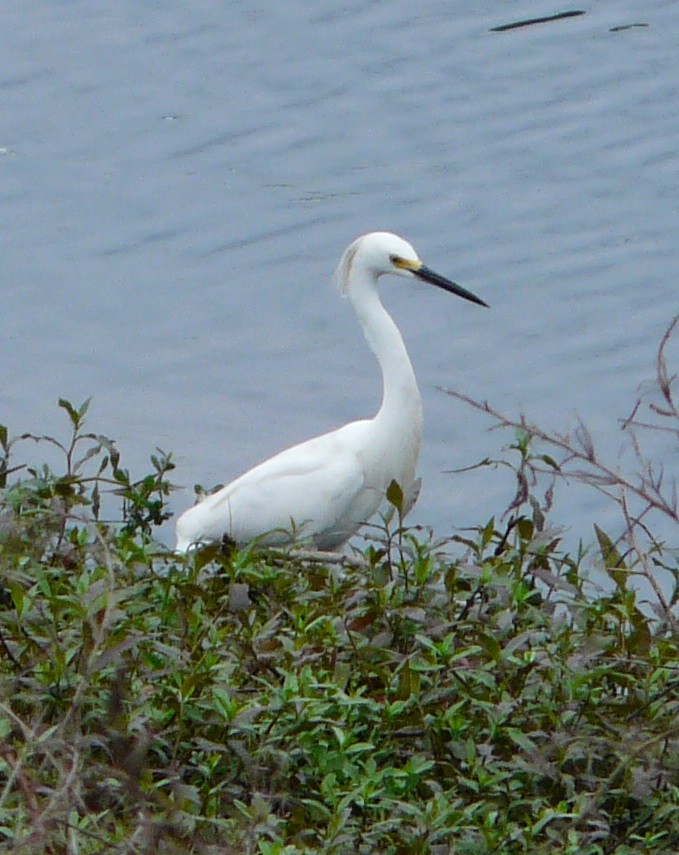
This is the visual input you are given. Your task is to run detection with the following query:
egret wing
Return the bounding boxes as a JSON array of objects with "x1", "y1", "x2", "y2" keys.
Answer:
[{"x1": 175, "y1": 421, "x2": 380, "y2": 550}]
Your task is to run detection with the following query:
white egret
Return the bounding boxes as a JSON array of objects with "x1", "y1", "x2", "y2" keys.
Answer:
[{"x1": 175, "y1": 231, "x2": 487, "y2": 553}]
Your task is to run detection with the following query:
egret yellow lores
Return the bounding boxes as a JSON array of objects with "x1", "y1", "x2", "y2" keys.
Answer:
[{"x1": 175, "y1": 231, "x2": 487, "y2": 553}]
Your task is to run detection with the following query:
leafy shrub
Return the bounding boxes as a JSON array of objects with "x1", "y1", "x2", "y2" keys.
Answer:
[{"x1": 0, "y1": 318, "x2": 677, "y2": 854}]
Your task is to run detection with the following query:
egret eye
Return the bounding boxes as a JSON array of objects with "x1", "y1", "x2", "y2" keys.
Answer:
[{"x1": 389, "y1": 254, "x2": 401, "y2": 265}]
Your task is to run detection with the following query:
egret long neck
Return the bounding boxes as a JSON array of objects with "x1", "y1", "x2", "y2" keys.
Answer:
[{"x1": 349, "y1": 281, "x2": 423, "y2": 426}]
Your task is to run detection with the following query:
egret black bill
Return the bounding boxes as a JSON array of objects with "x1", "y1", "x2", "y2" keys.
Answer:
[{"x1": 415, "y1": 264, "x2": 489, "y2": 308}]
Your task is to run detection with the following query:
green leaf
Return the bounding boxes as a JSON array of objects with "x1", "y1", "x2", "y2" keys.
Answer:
[
  {"x1": 478, "y1": 632, "x2": 501, "y2": 661},
  {"x1": 506, "y1": 727, "x2": 537, "y2": 754},
  {"x1": 396, "y1": 661, "x2": 412, "y2": 700},
  {"x1": 540, "y1": 453, "x2": 560, "y2": 471},
  {"x1": 481, "y1": 517, "x2": 495, "y2": 546},
  {"x1": 58, "y1": 397, "x2": 80, "y2": 427},
  {"x1": 92, "y1": 481, "x2": 100, "y2": 519},
  {"x1": 386, "y1": 479, "x2": 404, "y2": 513},
  {"x1": 77, "y1": 397, "x2": 92, "y2": 420},
  {"x1": 517, "y1": 517, "x2": 534, "y2": 541},
  {"x1": 627, "y1": 607, "x2": 652, "y2": 655},
  {"x1": 594, "y1": 524, "x2": 628, "y2": 592}
]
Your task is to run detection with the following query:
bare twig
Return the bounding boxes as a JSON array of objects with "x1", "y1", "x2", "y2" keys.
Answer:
[
  {"x1": 441, "y1": 315, "x2": 679, "y2": 626},
  {"x1": 621, "y1": 492, "x2": 677, "y2": 634}
]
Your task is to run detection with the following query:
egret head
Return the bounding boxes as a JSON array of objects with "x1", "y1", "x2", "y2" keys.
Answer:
[
  {"x1": 335, "y1": 231, "x2": 488, "y2": 308},
  {"x1": 335, "y1": 232, "x2": 418, "y2": 293}
]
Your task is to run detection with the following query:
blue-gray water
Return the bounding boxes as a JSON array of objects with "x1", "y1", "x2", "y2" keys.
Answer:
[{"x1": 2, "y1": 1, "x2": 677, "y2": 553}]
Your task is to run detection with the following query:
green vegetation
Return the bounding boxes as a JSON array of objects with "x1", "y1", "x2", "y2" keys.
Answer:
[{"x1": 1, "y1": 318, "x2": 677, "y2": 853}]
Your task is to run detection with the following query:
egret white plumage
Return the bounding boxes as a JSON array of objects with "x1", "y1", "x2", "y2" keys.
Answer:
[{"x1": 175, "y1": 231, "x2": 487, "y2": 553}]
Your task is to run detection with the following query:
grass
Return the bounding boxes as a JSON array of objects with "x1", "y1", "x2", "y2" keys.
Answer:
[{"x1": 0, "y1": 317, "x2": 677, "y2": 853}]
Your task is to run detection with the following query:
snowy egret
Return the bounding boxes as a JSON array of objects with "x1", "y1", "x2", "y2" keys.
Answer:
[{"x1": 175, "y1": 231, "x2": 487, "y2": 553}]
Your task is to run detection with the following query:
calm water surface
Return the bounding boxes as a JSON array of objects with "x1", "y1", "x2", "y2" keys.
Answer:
[{"x1": 2, "y1": 1, "x2": 677, "y2": 549}]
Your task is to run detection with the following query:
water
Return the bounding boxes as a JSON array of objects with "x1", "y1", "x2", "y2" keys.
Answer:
[{"x1": 2, "y1": 1, "x2": 677, "y2": 552}]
